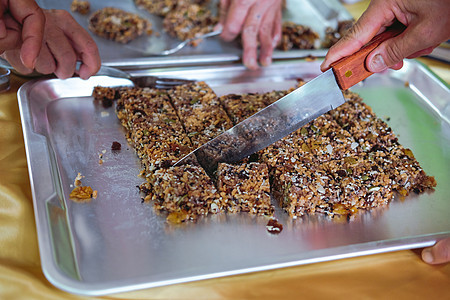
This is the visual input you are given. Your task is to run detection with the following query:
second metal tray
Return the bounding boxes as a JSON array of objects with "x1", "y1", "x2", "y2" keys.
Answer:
[
  {"x1": 19, "y1": 59, "x2": 450, "y2": 295},
  {"x1": 36, "y1": 0, "x2": 352, "y2": 69}
]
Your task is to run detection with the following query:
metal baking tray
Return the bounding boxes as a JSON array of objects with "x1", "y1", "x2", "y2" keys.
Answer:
[
  {"x1": 36, "y1": 0, "x2": 352, "y2": 69},
  {"x1": 19, "y1": 59, "x2": 450, "y2": 296}
]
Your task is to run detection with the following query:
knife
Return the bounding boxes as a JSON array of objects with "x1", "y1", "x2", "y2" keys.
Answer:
[{"x1": 175, "y1": 23, "x2": 405, "y2": 175}]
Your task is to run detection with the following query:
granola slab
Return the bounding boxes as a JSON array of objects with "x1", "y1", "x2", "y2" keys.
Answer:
[
  {"x1": 135, "y1": 0, "x2": 210, "y2": 17},
  {"x1": 217, "y1": 162, "x2": 273, "y2": 216},
  {"x1": 162, "y1": 2, "x2": 217, "y2": 45},
  {"x1": 88, "y1": 7, "x2": 152, "y2": 43},
  {"x1": 168, "y1": 81, "x2": 233, "y2": 147},
  {"x1": 115, "y1": 87, "x2": 194, "y2": 172},
  {"x1": 148, "y1": 165, "x2": 224, "y2": 221},
  {"x1": 278, "y1": 21, "x2": 320, "y2": 51},
  {"x1": 93, "y1": 78, "x2": 436, "y2": 222}
]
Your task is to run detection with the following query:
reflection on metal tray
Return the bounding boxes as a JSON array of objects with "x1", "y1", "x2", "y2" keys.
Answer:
[
  {"x1": 36, "y1": 0, "x2": 352, "y2": 69},
  {"x1": 19, "y1": 60, "x2": 450, "y2": 296}
]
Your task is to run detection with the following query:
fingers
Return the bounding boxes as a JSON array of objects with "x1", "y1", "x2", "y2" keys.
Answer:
[
  {"x1": 0, "y1": 15, "x2": 22, "y2": 51},
  {"x1": 272, "y1": 9, "x2": 282, "y2": 48},
  {"x1": 2, "y1": 50, "x2": 34, "y2": 75},
  {"x1": 406, "y1": 45, "x2": 437, "y2": 59},
  {"x1": 241, "y1": 2, "x2": 275, "y2": 69},
  {"x1": 8, "y1": 0, "x2": 45, "y2": 69},
  {"x1": 0, "y1": 3, "x2": 6, "y2": 38},
  {"x1": 51, "y1": 10, "x2": 100, "y2": 79},
  {"x1": 38, "y1": 10, "x2": 100, "y2": 79},
  {"x1": 220, "y1": 0, "x2": 283, "y2": 69},
  {"x1": 218, "y1": 0, "x2": 231, "y2": 26},
  {"x1": 34, "y1": 44, "x2": 57, "y2": 75},
  {"x1": 258, "y1": 1, "x2": 282, "y2": 67},
  {"x1": 220, "y1": 0, "x2": 254, "y2": 42},
  {"x1": 321, "y1": 0, "x2": 450, "y2": 74},
  {"x1": 320, "y1": 0, "x2": 394, "y2": 71},
  {"x1": 365, "y1": 23, "x2": 439, "y2": 73},
  {"x1": 422, "y1": 238, "x2": 450, "y2": 265}
]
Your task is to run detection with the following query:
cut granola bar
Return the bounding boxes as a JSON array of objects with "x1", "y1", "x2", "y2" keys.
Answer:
[
  {"x1": 115, "y1": 87, "x2": 194, "y2": 172},
  {"x1": 217, "y1": 162, "x2": 273, "y2": 216},
  {"x1": 168, "y1": 81, "x2": 233, "y2": 147},
  {"x1": 148, "y1": 165, "x2": 224, "y2": 221}
]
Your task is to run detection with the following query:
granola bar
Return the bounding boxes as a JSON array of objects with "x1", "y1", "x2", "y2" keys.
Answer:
[
  {"x1": 219, "y1": 90, "x2": 289, "y2": 124},
  {"x1": 115, "y1": 87, "x2": 194, "y2": 172},
  {"x1": 168, "y1": 81, "x2": 233, "y2": 147},
  {"x1": 217, "y1": 162, "x2": 273, "y2": 216},
  {"x1": 88, "y1": 7, "x2": 152, "y2": 43},
  {"x1": 278, "y1": 21, "x2": 320, "y2": 51},
  {"x1": 162, "y1": 3, "x2": 217, "y2": 45},
  {"x1": 135, "y1": 0, "x2": 210, "y2": 17},
  {"x1": 148, "y1": 165, "x2": 225, "y2": 221},
  {"x1": 322, "y1": 20, "x2": 354, "y2": 48}
]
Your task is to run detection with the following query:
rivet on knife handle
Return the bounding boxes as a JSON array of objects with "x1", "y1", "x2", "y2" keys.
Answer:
[{"x1": 331, "y1": 22, "x2": 406, "y2": 90}]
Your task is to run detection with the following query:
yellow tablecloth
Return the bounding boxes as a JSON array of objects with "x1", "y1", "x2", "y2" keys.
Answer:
[{"x1": 1, "y1": 1, "x2": 449, "y2": 299}]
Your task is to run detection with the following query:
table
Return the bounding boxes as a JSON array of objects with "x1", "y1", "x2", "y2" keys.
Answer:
[{"x1": 1, "y1": 1, "x2": 449, "y2": 299}]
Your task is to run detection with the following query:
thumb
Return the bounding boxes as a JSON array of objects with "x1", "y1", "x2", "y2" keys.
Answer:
[
  {"x1": 366, "y1": 25, "x2": 434, "y2": 73},
  {"x1": 422, "y1": 238, "x2": 450, "y2": 265}
]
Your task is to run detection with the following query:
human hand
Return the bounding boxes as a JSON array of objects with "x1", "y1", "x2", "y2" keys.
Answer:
[
  {"x1": 0, "y1": 0, "x2": 45, "y2": 69},
  {"x1": 321, "y1": 0, "x2": 450, "y2": 73},
  {"x1": 2, "y1": 9, "x2": 100, "y2": 79},
  {"x1": 422, "y1": 238, "x2": 450, "y2": 265},
  {"x1": 217, "y1": 0, "x2": 283, "y2": 70}
]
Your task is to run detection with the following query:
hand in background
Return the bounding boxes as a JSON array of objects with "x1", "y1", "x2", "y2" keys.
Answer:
[
  {"x1": 321, "y1": 0, "x2": 450, "y2": 73},
  {"x1": 217, "y1": 0, "x2": 283, "y2": 70},
  {"x1": 2, "y1": 9, "x2": 100, "y2": 79},
  {"x1": 0, "y1": 0, "x2": 45, "y2": 69}
]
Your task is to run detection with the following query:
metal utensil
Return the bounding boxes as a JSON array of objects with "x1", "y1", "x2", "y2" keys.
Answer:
[
  {"x1": 97, "y1": 66, "x2": 194, "y2": 89},
  {"x1": 0, "y1": 57, "x2": 193, "y2": 89},
  {"x1": 175, "y1": 24, "x2": 405, "y2": 174},
  {"x1": 124, "y1": 30, "x2": 222, "y2": 56}
]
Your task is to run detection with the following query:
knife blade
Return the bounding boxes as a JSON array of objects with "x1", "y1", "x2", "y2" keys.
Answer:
[{"x1": 175, "y1": 23, "x2": 405, "y2": 174}]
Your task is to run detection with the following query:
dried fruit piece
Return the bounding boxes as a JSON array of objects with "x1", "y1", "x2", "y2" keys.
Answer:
[{"x1": 70, "y1": 186, "x2": 94, "y2": 201}]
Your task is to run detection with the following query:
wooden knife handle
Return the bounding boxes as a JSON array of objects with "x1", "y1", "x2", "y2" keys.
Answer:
[{"x1": 331, "y1": 23, "x2": 405, "y2": 90}]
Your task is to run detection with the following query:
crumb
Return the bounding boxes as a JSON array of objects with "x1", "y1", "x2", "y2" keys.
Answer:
[
  {"x1": 71, "y1": 0, "x2": 90, "y2": 15},
  {"x1": 266, "y1": 218, "x2": 283, "y2": 234},
  {"x1": 74, "y1": 172, "x2": 84, "y2": 187},
  {"x1": 305, "y1": 55, "x2": 317, "y2": 61},
  {"x1": 166, "y1": 210, "x2": 189, "y2": 224},
  {"x1": 112, "y1": 141, "x2": 121, "y2": 151},
  {"x1": 69, "y1": 186, "x2": 94, "y2": 202}
]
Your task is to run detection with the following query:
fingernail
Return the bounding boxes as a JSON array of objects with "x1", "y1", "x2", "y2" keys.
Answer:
[
  {"x1": 261, "y1": 56, "x2": 272, "y2": 67},
  {"x1": 369, "y1": 54, "x2": 387, "y2": 73},
  {"x1": 422, "y1": 249, "x2": 434, "y2": 264},
  {"x1": 245, "y1": 57, "x2": 258, "y2": 70}
]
